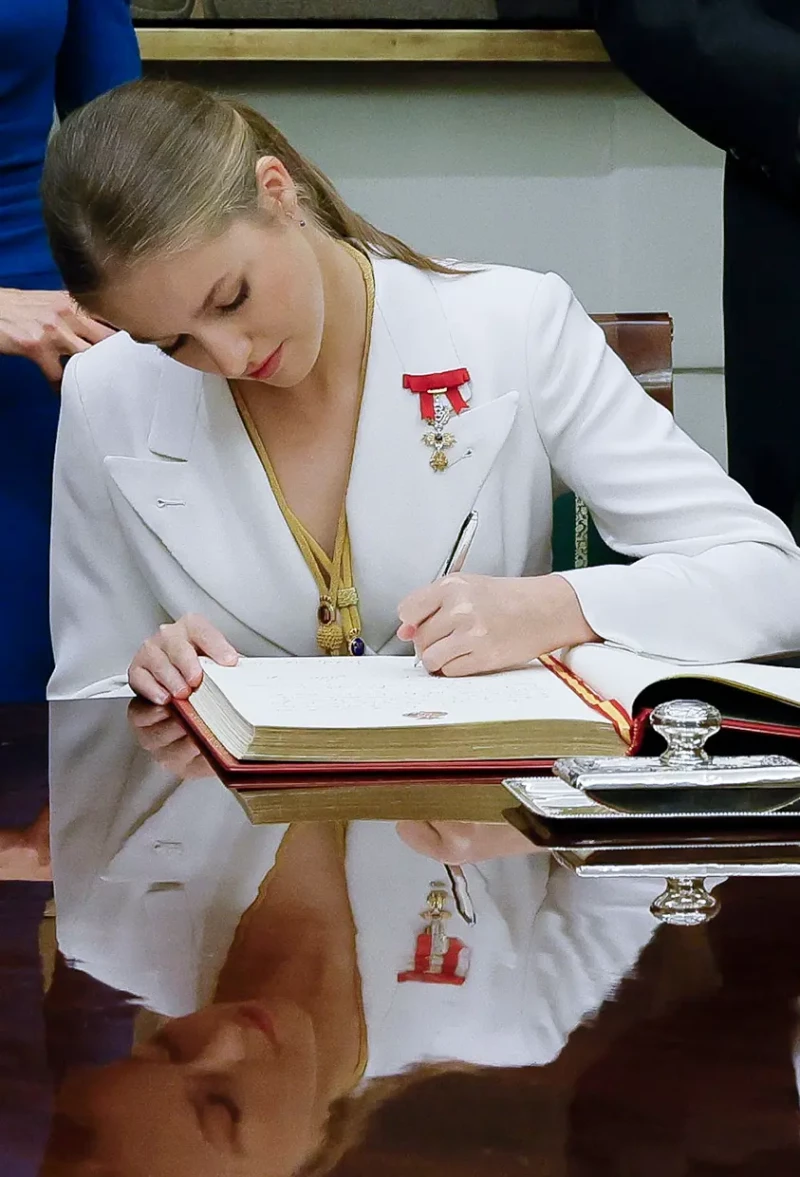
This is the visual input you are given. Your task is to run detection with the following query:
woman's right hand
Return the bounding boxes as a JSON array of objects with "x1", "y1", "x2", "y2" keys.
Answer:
[
  {"x1": 128, "y1": 614, "x2": 239, "y2": 704},
  {"x1": 0, "y1": 287, "x2": 114, "y2": 382}
]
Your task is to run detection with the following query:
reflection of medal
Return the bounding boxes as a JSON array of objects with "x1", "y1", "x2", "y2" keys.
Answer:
[
  {"x1": 397, "y1": 881, "x2": 470, "y2": 985},
  {"x1": 403, "y1": 369, "x2": 471, "y2": 472}
]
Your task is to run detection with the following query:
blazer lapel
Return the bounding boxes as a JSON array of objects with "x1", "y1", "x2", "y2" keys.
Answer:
[
  {"x1": 347, "y1": 259, "x2": 520, "y2": 654},
  {"x1": 105, "y1": 361, "x2": 321, "y2": 655},
  {"x1": 104, "y1": 262, "x2": 519, "y2": 659}
]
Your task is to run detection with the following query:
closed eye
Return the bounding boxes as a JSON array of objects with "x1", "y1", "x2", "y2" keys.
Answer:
[
  {"x1": 195, "y1": 1089, "x2": 242, "y2": 1150},
  {"x1": 155, "y1": 279, "x2": 248, "y2": 357},
  {"x1": 219, "y1": 280, "x2": 249, "y2": 315}
]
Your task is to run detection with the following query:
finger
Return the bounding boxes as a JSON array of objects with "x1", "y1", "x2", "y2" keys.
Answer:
[
  {"x1": 29, "y1": 327, "x2": 89, "y2": 382},
  {"x1": 397, "y1": 582, "x2": 448, "y2": 632},
  {"x1": 130, "y1": 646, "x2": 191, "y2": 701},
  {"x1": 52, "y1": 325, "x2": 92, "y2": 358},
  {"x1": 439, "y1": 651, "x2": 485, "y2": 678},
  {"x1": 183, "y1": 614, "x2": 238, "y2": 665},
  {"x1": 30, "y1": 344, "x2": 66, "y2": 383},
  {"x1": 420, "y1": 822, "x2": 481, "y2": 865},
  {"x1": 396, "y1": 821, "x2": 480, "y2": 864},
  {"x1": 128, "y1": 665, "x2": 172, "y2": 705},
  {"x1": 412, "y1": 610, "x2": 456, "y2": 658},
  {"x1": 69, "y1": 311, "x2": 115, "y2": 345},
  {"x1": 157, "y1": 736, "x2": 208, "y2": 778},
  {"x1": 127, "y1": 700, "x2": 172, "y2": 728},
  {"x1": 135, "y1": 718, "x2": 187, "y2": 753},
  {"x1": 183, "y1": 752, "x2": 216, "y2": 780},
  {"x1": 395, "y1": 821, "x2": 444, "y2": 860},
  {"x1": 142, "y1": 642, "x2": 194, "y2": 699},
  {"x1": 161, "y1": 632, "x2": 205, "y2": 690},
  {"x1": 420, "y1": 631, "x2": 473, "y2": 676}
]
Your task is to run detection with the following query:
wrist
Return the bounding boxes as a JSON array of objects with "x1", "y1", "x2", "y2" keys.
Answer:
[
  {"x1": 516, "y1": 573, "x2": 600, "y2": 658},
  {"x1": 548, "y1": 573, "x2": 600, "y2": 648}
]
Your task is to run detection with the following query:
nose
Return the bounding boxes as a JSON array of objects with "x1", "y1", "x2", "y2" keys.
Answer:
[
  {"x1": 185, "y1": 1021, "x2": 249, "y2": 1074},
  {"x1": 198, "y1": 324, "x2": 252, "y2": 379},
  {"x1": 134, "y1": 1019, "x2": 249, "y2": 1073}
]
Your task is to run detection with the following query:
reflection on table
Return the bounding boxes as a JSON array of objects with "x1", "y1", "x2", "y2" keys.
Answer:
[{"x1": 1, "y1": 701, "x2": 800, "y2": 1174}]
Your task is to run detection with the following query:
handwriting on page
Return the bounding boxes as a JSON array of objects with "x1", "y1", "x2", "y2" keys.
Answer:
[{"x1": 201, "y1": 657, "x2": 607, "y2": 730}]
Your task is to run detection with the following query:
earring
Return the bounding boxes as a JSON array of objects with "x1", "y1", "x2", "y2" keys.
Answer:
[{"x1": 298, "y1": 218, "x2": 307, "y2": 228}]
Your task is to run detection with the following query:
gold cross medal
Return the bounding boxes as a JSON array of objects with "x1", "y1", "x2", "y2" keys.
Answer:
[{"x1": 403, "y1": 368, "x2": 471, "y2": 472}]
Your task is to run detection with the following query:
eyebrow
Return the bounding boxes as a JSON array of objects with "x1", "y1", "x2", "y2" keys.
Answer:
[{"x1": 128, "y1": 274, "x2": 231, "y2": 346}]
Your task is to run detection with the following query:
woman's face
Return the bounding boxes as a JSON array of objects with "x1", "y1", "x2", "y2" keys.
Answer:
[
  {"x1": 92, "y1": 197, "x2": 326, "y2": 389},
  {"x1": 56, "y1": 999, "x2": 327, "y2": 1177}
]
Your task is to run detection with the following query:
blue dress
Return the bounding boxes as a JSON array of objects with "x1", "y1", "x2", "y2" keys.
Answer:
[{"x1": 0, "y1": 1, "x2": 140, "y2": 701}]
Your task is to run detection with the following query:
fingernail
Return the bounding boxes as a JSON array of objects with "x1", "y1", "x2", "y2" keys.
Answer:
[{"x1": 155, "y1": 691, "x2": 169, "y2": 705}]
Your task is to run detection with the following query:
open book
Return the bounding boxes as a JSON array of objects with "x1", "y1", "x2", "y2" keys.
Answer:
[{"x1": 172, "y1": 647, "x2": 800, "y2": 781}]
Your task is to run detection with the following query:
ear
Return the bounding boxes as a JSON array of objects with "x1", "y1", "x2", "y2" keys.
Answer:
[{"x1": 255, "y1": 155, "x2": 299, "y2": 220}]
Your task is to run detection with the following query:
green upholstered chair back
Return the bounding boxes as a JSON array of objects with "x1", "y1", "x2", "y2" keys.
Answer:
[{"x1": 552, "y1": 312, "x2": 674, "y2": 572}]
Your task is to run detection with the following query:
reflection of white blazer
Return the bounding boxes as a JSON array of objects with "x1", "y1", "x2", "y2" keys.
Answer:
[
  {"x1": 50, "y1": 703, "x2": 659, "y2": 1074},
  {"x1": 48, "y1": 258, "x2": 800, "y2": 699}
]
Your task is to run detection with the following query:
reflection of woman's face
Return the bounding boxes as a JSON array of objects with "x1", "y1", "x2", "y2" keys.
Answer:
[{"x1": 57, "y1": 999, "x2": 325, "y2": 1176}]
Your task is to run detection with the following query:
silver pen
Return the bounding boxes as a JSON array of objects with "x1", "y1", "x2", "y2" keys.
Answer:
[{"x1": 414, "y1": 510, "x2": 479, "y2": 667}]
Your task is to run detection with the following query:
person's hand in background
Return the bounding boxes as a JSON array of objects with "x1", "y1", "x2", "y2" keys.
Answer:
[
  {"x1": 0, "y1": 287, "x2": 113, "y2": 382},
  {"x1": 0, "y1": 806, "x2": 51, "y2": 881}
]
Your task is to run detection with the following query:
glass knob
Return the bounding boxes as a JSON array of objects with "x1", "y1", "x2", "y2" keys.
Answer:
[
  {"x1": 650, "y1": 877, "x2": 720, "y2": 926},
  {"x1": 651, "y1": 699, "x2": 722, "y2": 768}
]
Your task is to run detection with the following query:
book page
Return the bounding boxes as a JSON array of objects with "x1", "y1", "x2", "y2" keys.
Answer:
[
  {"x1": 199, "y1": 655, "x2": 607, "y2": 731},
  {"x1": 562, "y1": 644, "x2": 800, "y2": 713}
]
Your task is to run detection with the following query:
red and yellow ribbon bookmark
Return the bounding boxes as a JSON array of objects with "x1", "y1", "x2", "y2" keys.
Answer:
[{"x1": 539, "y1": 652, "x2": 634, "y2": 747}]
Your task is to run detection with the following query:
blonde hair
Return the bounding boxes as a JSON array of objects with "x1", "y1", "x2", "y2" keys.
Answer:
[{"x1": 41, "y1": 79, "x2": 459, "y2": 301}]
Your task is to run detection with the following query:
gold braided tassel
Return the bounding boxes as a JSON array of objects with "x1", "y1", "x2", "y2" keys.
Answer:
[
  {"x1": 337, "y1": 586, "x2": 359, "y2": 608},
  {"x1": 317, "y1": 621, "x2": 345, "y2": 652}
]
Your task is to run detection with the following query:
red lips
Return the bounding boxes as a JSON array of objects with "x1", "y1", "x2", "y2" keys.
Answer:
[
  {"x1": 236, "y1": 1001, "x2": 278, "y2": 1047},
  {"x1": 247, "y1": 342, "x2": 284, "y2": 381}
]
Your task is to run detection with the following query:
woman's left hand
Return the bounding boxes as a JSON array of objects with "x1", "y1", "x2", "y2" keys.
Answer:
[
  {"x1": 127, "y1": 699, "x2": 215, "y2": 780},
  {"x1": 396, "y1": 572, "x2": 598, "y2": 677}
]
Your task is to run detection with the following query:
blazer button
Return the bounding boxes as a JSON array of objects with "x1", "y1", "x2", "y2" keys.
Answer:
[{"x1": 152, "y1": 840, "x2": 183, "y2": 856}]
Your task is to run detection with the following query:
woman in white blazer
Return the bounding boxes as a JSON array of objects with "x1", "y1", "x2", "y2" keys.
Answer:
[
  {"x1": 47, "y1": 700, "x2": 660, "y2": 1177},
  {"x1": 42, "y1": 79, "x2": 800, "y2": 703}
]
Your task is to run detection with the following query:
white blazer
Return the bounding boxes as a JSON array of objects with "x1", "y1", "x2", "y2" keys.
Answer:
[
  {"x1": 48, "y1": 258, "x2": 800, "y2": 699},
  {"x1": 50, "y1": 702, "x2": 660, "y2": 1074}
]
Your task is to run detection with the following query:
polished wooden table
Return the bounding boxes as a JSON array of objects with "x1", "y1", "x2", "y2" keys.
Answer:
[{"x1": 3, "y1": 700, "x2": 800, "y2": 1175}]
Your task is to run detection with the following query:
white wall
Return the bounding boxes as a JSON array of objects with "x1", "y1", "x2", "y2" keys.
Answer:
[{"x1": 150, "y1": 62, "x2": 727, "y2": 463}]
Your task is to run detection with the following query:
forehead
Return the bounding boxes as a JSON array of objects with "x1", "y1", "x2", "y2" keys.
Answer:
[
  {"x1": 94, "y1": 220, "x2": 262, "y2": 339},
  {"x1": 65, "y1": 1062, "x2": 221, "y2": 1176}
]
